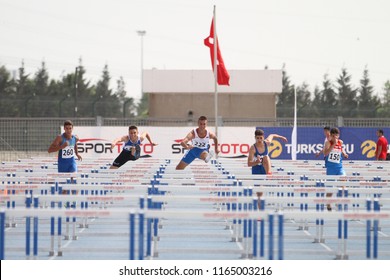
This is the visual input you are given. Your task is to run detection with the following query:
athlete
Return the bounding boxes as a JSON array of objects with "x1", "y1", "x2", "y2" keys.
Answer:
[
  {"x1": 323, "y1": 127, "x2": 348, "y2": 210},
  {"x1": 176, "y1": 115, "x2": 219, "y2": 170},
  {"x1": 48, "y1": 120, "x2": 82, "y2": 173},
  {"x1": 110, "y1": 125, "x2": 157, "y2": 169},
  {"x1": 323, "y1": 127, "x2": 348, "y2": 175},
  {"x1": 247, "y1": 129, "x2": 287, "y2": 175},
  {"x1": 247, "y1": 129, "x2": 287, "y2": 205}
]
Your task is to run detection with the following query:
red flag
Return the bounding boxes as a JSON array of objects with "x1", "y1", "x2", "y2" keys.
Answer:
[{"x1": 204, "y1": 18, "x2": 230, "y2": 86}]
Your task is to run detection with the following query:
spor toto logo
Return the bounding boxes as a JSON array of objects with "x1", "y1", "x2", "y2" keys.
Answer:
[
  {"x1": 361, "y1": 140, "x2": 376, "y2": 158},
  {"x1": 268, "y1": 140, "x2": 283, "y2": 158}
]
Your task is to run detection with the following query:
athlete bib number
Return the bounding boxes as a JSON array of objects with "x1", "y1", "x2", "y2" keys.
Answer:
[
  {"x1": 192, "y1": 141, "x2": 208, "y2": 149},
  {"x1": 253, "y1": 155, "x2": 264, "y2": 165},
  {"x1": 328, "y1": 151, "x2": 340, "y2": 163},
  {"x1": 62, "y1": 146, "x2": 75, "y2": 159}
]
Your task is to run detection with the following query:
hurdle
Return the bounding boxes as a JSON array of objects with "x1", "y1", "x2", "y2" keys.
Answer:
[{"x1": 1, "y1": 157, "x2": 390, "y2": 260}]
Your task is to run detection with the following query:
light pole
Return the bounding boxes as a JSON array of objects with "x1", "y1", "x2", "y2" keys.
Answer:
[
  {"x1": 59, "y1": 94, "x2": 70, "y2": 117},
  {"x1": 24, "y1": 93, "x2": 36, "y2": 117},
  {"x1": 136, "y1": 30, "x2": 146, "y2": 97},
  {"x1": 123, "y1": 97, "x2": 134, "y2": 119},
  {"x1": 74, "y1": 67, "x2": 78, "y2": 118},
  {"x1": 92, "y1": 95, "x2": 103, "y2": 117}
]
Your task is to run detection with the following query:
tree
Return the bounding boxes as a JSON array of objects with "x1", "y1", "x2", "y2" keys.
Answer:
[
  {"x1": 0, "y1": 65, "x2": 17, "y2": 117},
  {"x1": 115, "y1": 76, "x2": 136, "y2": 118},
  {"x1": 93, "y1": 64, "x2": 121, "y2": 117},
  {"x1": 311, "y1": 86, "x2": 322, "y2": 117},
  {"x1": 336, "y1": 68, "x2": 358, "y2": 117},
  {"x1": 357, "y1": 67, "x2": 380, "y2": 117},
  {"x1": 33, "y1": 61, "x2": 53, "y2": 117},
  {"x1": 137, "y1": 92, "x2": 149, "y2": 117},
  {"x1": 319, "y1": 74, "x2": 337, "y2": 117},
  {"x1": 377, "y1": 80, "x2": 390, "y2": 117},
  {"x1": 296, "y1": 82, "x2": 312, "y2": 117},
  {"x1": 16, "y1": 60, "x2": 32, "y2": 97},
  {"x1": 276, "y1": 66, "x2": 295, "y2": 117}
]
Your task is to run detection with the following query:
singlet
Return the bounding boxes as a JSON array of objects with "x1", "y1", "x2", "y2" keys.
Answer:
[
  {"x1": 192, "y1": 129, "x2": 210, "y2": 150},
  {"x1": 325, "y1": 139, "x2": 343, "y2": 169},
  {"x1": 122, "y1": 135, "x2": 141, "y2": 151},
  {"x1": 58, "y1": 134, "x2": 77, "y2": 162},
  {"x1": 251, "y1": 142, "x2": 268, "y2": 174}
]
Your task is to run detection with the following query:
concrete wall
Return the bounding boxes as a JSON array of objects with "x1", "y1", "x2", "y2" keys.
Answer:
[
  {"x1": 144, "y1": 69, "x2": 282, "y2": 119},
  {"x1": 149, "y1": 92, "x2": 277, "y2": 119}
]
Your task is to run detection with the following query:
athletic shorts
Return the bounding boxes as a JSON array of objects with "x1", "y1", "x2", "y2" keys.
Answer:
[
  {"x1": 181, "y1": 147, "x2": 208, "y2": 164},
  {"x1": 326, "y1": 167, "x2": 346, "y2": 176},
  {"x1": 112, "y1": 145, "x2": 141, "y2": 168},
  {"x1": 252, "y1": 164, "x2": 266, "y2": 175},
  {"x1": 58, "y1": 160, "x2": 77, "y2": 173}
]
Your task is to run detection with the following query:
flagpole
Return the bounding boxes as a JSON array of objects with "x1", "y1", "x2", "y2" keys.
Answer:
[
  {"x1": 291, "y1": 86, "x2": 297, "y2": 160},
  {"x1": 213, "y1": 5, "x2": 218, "y2": 138}
]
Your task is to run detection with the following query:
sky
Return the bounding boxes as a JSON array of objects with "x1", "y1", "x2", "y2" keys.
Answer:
[{"x1": 1, "y1": 0, "x2": 389, "y2": 102}]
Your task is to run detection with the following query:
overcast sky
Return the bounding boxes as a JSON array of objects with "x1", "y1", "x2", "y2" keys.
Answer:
[{"x1": 1, "y1": 0, "x2": 389, "y2": 102}]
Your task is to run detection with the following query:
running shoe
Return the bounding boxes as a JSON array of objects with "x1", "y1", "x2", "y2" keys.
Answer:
[
  {"x1": 205, "y1": 150, "x2": 215, "y2": 163},
  {"x1": 132, "y1": 144, "x2": 141, "y2": 159}
]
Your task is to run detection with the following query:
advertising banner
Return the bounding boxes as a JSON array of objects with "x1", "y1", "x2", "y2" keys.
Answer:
[{"x1": 75, "y1": 126, "x2": 387, "y2": 161}]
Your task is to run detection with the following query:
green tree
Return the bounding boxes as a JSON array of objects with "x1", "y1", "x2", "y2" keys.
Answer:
[
  {"x1": 0, "y1": 65, "x2": 17, "y2": 116},
  {"x1": 336, "y1": 68, "x2": 358, "y2": 117},
  {"x1": 93, "y1": 64, "x2": 122, "y2": 117},
  {"x1": 320, "y1": 74, "x2": 337, "y2": 117},
  {"x1": 115, "y1": 76, "x2": 136, "y2": 118},
  {"x1": 74, "y1": 62, "x2": 94, "y2": 117},
  {"x1": 137, "y1": 92, "x2": 149, "y2": 117},
  {"x1": 33, "y1": 61, "x2": 53, "y2": 117},
  {"x1": 377, "y1": 80, "x2": 390, "y2": 117},
  {"x1": 276, "y1": 67, "x2": 295, "y2": 117},
  {"x1": 357, "y1": 67, "x2": 380, "y2": 117},
  {"x1": 16, "y1": 60, "x2": 31, "y2": 97},
  {"x1": 311, "y1": 86, "x2": 322, "y2": 117},
  {"x1": 296, "y1": 82, "x2": 312, "y2": 117}
]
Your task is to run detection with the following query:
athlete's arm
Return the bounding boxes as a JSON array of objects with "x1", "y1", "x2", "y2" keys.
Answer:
[
  {"x1": 74, "y1": 135, "x2": 82, "y2": 161},
  {"x1": 323, "y1": 139, "x2": 335, "y2": 156},
  {"x1": 247, "y1": 145, "x2": 261, "y2": 167},
  {"x1": 180, "y1": 131, "x2": 195, "y2": 150},
  {"x1": 140, "y1": 132, "x2": 158, "y2": 146},
  {"x1": 111, "y1": 135, "x2": 127, "y2": 149},
  {"x1": 339, "y1": 139, "x2": 348, "y2": 159},
  {"x1": 48, "y1": 135, "x2": 67, "y2": 153},
  {"x1": 265, "y1": 134, "x2": 288, "y2": 144}
]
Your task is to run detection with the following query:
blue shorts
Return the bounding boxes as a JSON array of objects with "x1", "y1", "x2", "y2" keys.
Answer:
[
  {"x1": 181, "y1": 147, "x2": 208, "y2": 164},
  {"x1": 326, "y1": 167, "x2": 346, "y2": 176},
  {"x1": 252, "y1": 165, "x2": 266, "y2": 175},
  {"x1": 58, "y1": 160, "x2": 77, "y2": 173}
]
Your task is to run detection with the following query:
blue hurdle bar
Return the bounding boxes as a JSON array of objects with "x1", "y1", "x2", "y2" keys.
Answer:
[
  {"x1": 0, "y1": 211, "x2": 5, "y2": 260},
  {"x1": 373, "y1": 199, "x2": 380, "y2": 259},
  {"x1": 129, "y1": 212, "x2": 135, "y2": 260},
  {"x1": 25, "y1": 195, "x2": 31, "y2": 258},
  {"x1": 366, "y1": 198, "x2": 371, "y2": 258},
  {"x1": 268, "y1": 213, "x2": 274, "y2": 260},
  {"x1": 33, "y1": 196, "x2": 39, "y2": 258}
]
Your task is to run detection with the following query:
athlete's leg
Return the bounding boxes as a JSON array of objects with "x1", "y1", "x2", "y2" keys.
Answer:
[
  {"x1": 110, "y1": 151, "x2": 130, "y2": 169},
  {"x1": 176, "y1": 160, "x2": 189, "y2": 170},
  {"x1": 263, "y1": 155, "x2": 272, "y2": 174},
  {"x1": 176, "y1": 149, "x2": 197, "y2": 170}
]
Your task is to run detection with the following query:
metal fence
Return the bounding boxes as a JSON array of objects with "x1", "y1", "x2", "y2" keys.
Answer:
[{"x1": 1, "y1": 117, "x2": 389, "y2": 161}]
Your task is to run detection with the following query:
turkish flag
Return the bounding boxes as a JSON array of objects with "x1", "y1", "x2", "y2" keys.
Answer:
[{"x1": 204, "y1": 18, "x2": 230, "y2": 86}]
